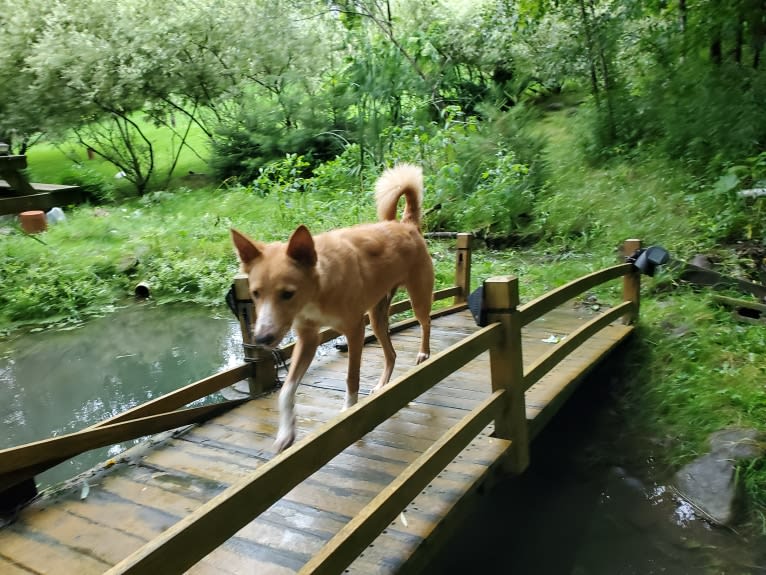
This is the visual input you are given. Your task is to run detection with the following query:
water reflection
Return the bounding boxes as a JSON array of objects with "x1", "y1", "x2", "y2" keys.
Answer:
[{"x1": 0, "y1": 302, "x2": 243, "y2": 487}]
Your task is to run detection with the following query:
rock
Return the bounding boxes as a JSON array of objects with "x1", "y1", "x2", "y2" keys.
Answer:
[
  {"x1": 674, "y1": 452, "x2": 739, "y2": 525},
  {"x1": 690, "y1": 254, "x2": 713, "y2": 269},
  {"x1": 116, "y1": 256, "x2": 139, "y2": 274},
  {"x1": 709, "y1": 428, "x2": 763, "y2": 460},
  {"x1": 673, "y1": 428, "x2": 765, "y2": 527}
]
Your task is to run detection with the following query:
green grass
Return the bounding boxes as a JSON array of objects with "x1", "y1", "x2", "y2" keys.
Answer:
[
  {"x1": 530, "y1": 109, "x2": 708, "y2": 255},
  {"x1": 530, "y1": 107, "x2": 766, "y2": 531},
  {"x1": 23, "y1": 119, "x2": 210, "y2": 196}
]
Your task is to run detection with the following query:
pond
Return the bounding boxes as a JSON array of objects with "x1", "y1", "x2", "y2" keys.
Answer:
[
  {"x1": 0, "y1": 302, "x2": 242, "y2": 488},
  {"x1": 1, "y1": 303, "x2": 763, "y2": 572}
]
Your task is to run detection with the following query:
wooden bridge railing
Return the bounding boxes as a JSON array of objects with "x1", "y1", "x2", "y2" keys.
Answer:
[{"x1": 0, "y1": 235, "x2": 642, "y2": 575}]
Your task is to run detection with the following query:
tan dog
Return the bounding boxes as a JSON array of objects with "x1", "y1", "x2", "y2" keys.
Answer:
[{"x1": 231, "y1": 164, "x2": 434, "y2": 451}]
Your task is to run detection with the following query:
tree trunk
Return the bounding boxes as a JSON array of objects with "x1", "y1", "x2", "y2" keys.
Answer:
[
  {"x1": 734, "y1": 15, "x2": 744, "y2": 64},
  {"x1": 711, "y1": 30, "x2": 723, "y2": 65},
  {"x1": 679, "y1": 0, "x2": 687, "y2": 58},
  {"x1": 577, "y1": 0, "x2": 601, "y2": 107},
  {"x1": 752, "y1": 0, "x2": 766, "y2": 68}
]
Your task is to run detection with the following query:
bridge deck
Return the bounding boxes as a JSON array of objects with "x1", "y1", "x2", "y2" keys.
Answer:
[{"x1": 0, "y1": 304, "x2": 632, "y2": 574}]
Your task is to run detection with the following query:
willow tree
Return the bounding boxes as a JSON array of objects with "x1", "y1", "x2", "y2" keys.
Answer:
[{"x1": 1, "y1": 0, "x2": 337, "y2": 194}]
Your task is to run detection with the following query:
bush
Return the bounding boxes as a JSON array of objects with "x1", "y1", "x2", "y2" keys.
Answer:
[
  {"x1": 209, "y1": 93, "x2": 349, "y2": 184},
  {"x1": 61, "y1": 163, "x2": 117, "y2": 203},
  {"x1": 381, "y1": 105, "x2": 545, "y2": 239}
]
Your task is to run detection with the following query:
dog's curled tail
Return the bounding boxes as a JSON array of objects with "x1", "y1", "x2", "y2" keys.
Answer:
[{"x1": 375, "y1": 163, "x2": 424, "y2": 229}]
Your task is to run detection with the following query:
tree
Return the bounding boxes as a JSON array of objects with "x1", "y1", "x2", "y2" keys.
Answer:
[{"x1": 1, "y1": 0, "x2": 339, "y2": 193}]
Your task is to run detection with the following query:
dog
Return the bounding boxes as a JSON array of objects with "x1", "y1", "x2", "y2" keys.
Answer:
[{"x1": 231, "y1": 164, "x2": 434, "y2": 452}]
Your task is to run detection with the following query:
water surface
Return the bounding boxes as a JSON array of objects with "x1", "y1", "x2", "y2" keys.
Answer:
[{"x1": 0, "y1": 302, "x2": 241, "y2": 487}]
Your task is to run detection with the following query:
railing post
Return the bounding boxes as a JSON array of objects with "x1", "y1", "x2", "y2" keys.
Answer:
[
  {"x1": 622, "y1": 238, "x2": 642, "y2": 324},
  {"x1": 454, "y1": 233, "x2": 472, "y2": 305},
  {"x1": 484, "y1": 276, "x2": 529, "y2": 474},
  {"x1": 234, "y1": 273, "x2": 278, "y2": 395}
]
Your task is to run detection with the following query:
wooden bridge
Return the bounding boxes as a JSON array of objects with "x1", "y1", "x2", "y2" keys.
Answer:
[{"x1": 0, "y1": 235, "x2": 643, "y2": 574}]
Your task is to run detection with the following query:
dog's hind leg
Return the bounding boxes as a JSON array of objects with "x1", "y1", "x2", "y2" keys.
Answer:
[
  {"x1": 369, "y1": 295, "x2": 396, "y2": 394},
  {"x1": 407, "y1": 269, "x2": 433, "y2": 365},
  {"x1": 342, "y1": 318, "x2": 365, "y2": 410},
  {"x1": 275, "y1": 326, "x2": 319, "y2": 452}
]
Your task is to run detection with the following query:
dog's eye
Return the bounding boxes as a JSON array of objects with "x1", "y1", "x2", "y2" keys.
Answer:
[
  {"x1": 252, "y1": 290, "x2": 260, "y2": 299},
  {"x1": 280, "y1": 290, "x2": 295, "y2": 301}
]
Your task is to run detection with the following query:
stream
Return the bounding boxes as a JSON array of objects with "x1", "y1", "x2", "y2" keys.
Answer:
[
  {"x1": 430, "y1": 359, "x2": 766, "y2": 574},
  {"x1": 1, "y1": 302, "x2": 763, "y2": 573}
]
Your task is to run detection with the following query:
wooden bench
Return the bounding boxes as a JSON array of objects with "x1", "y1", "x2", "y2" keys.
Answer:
[{"x1": 0, "y1": 154, "x2": 82, "y2": 215}]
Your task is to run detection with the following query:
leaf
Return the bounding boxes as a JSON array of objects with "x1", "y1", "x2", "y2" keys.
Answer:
[{"x1": 713, "y1": 172, "x2": 740, "y2": 195}]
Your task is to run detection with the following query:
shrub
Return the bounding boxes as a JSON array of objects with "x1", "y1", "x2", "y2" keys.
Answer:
[
  {"x1": 61, "y1": 163, "x2": 117, "y2": 203},
  {"x1": 209, "y1": 94, "x2": 349, "y2": 184},
  {"x1": 381, "y1": 106, "x2": 545, "y2": 239}
]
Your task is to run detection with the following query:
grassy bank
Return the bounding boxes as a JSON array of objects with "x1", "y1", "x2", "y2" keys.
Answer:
[
  {"x1": 534, "y1": 108, "x2": 766, "y2": 531},
  {"x1": 1, "y1": 107, "x2": 764, "y2": 530}
]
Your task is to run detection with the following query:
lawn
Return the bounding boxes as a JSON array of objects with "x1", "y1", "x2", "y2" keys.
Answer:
[{"x1": 22, "y1": 118, "x2": 210, "y2": 195}]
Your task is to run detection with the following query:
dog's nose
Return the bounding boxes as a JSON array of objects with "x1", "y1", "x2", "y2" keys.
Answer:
[{"x1": 255, "y1": 333, "x2": 276, "y2": 346}]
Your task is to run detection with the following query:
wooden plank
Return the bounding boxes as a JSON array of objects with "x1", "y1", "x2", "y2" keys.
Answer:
[
  {"x1": 0, "y1": 156, "x2": 35, "y2": 195},
  {"x1": 518, "y1": 263, "x2": 632, "y2": 326},
  {"x1": 0, "y1": 400, "x2": 248, "y2": 476},
  {"x1": 0, "y1": 364, "x2": 252, "y2": 490},
  {"x1": 99, "y1": 364, "x2": 251, "y2": 425},
  {"x1": 17, "y1": 504, "x2": 148, "y2": 565},
  {"x1": 453, "y1": 233, "x2": 472, "y2": 305},
  {"x1": 0, "y1": 282, "x2": 639, "y2": 575},
  {"x1": 0, "y1": 557, "x2": 34, "y2": 575},
  {"x1": 526, "y1": 325, "x2": 633, "y2": 439},
  {"x1": 282, "y1": 302, "x2": 468, "y2": 359},
  {"x1": 0, "y1": 527, "x2": 112, "y2": 574},
  {"x1": 522, "y1": 301, "x2": 632, "y2": 391},
  {"x1": 300, "y1": 390, "x2": 505, "y2": 574},
  {"x1": 135, "y1": 424, "x2": 495, "y2": 560},
  {"x1": 353, "y1": 434, "x2": 511, "y2": 575},
  {"x1": 622, "y1": 239, "x2": 642, "y2": 324},
  {"x1": 484, "y1": 276, "x2": 528, "y2": 472}
]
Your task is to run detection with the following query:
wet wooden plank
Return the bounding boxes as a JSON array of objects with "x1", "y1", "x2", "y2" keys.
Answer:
[
  {"x1": 6, "y1": 504, "x2": 144, "y2": 567},
  {"x1": 346, "y1": 434, "x2": 512, "y2": 575},
  {"x1": 301, "y1": 391, "x2": 504, "y2": 574},
  {"x1": 0, "y1": 557, "x2": 35, "y2": 575},
  {"x1": 0, "y1": 527, "x2": 112, "y2": 574}
]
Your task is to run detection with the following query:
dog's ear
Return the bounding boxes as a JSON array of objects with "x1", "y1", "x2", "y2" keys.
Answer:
[
  {"x1": 286, "y1": 225, "x2": 317, "y2": 267},
  {"x1": 231, "y1": 228, "x2": 263, "y2": 267}
]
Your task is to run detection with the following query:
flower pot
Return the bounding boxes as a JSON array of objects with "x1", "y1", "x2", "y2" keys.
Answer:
[{"x1": 20, "y1": 210, "x2": 47, "y2": 234}]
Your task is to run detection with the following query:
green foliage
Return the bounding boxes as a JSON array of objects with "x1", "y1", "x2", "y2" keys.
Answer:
[
  {"x1": 209, "y1": 97, "x2": 348, "y2": 184},
  {"x1": 2, "y1": 0, "x2": 766, "y2": 528},
  {"x1": 623, "y1": 292, "x2": 766, "y2": 455},
  {"x1": 60, "y1": 163, "x2": 118, "y2": 203},
  {"x1": 372, "y1": 105, "x2": 546, "y2": 239},
  {"x1": 635, "y1": 62, "x2": 766, "y2": 178},
  {"x1": 457, "y1": 150, "x2": 534, "y2": 237}
]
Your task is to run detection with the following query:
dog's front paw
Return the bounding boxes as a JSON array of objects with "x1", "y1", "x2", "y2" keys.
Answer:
[
  {"x1": 416, "y1": 352, "x2": 430, "y2": 364},
  {"x1": 274, "y1": 426, "x2": 296, "y2": 453},
  {"x1": 342, "y1": 391, "x2": 358, "y2": 411}
]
